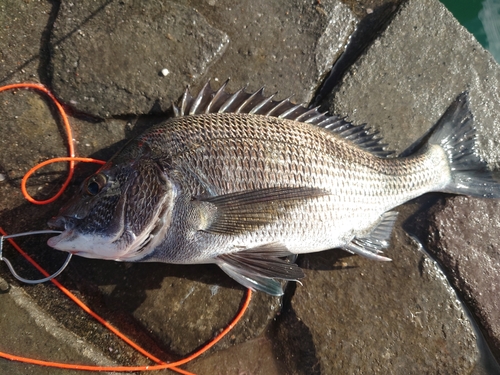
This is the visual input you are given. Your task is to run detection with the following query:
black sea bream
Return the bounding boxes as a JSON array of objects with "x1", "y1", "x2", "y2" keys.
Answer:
[{"x1": 47, "y1": 82, "x2": 500, "y2": 295}]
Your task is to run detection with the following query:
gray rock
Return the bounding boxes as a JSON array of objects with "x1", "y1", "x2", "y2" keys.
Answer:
[
  {"x1": 0, "y1": 0, "x2": 54, "y2": 84},
  {"x1": 50, "y1": 0, "x2": 357, "y2": 117},
  {"x1": 194, "y1": 0, "x2": 356, "y2": 103},
  {"x1": 50, "y1": 0, "x2": 229, "y2": 117},
  {"x1": 184, "y1": 336, "x2": 285, "y2": 375},
  {"x1": 416, "y1": 196, "x2": 500, "y2": 360},
  {"x1": 3, "y1": 0, "x2": 499, "y2": 373},
  {"x1": 277, "y1": 206, "x2": 479, "y2": 375},
  {"x1": 0, "y1": 282, "x2": 119, "y2": 375},
  {"x1": 317, "y1": 0, "x2": 500, "y2": 371},
  {"x1": 71, "y1": 260, "x2": 282, "y2": 355},
  {"x1": 328, "y1": 0, "x2": 500, "y2": 167}
]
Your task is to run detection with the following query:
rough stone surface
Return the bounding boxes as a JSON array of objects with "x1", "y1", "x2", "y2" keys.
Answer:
[
  {"x1": 69, "y1": 258, "x2": 282, "y2": 356},
  {"x1": 342, "y1": 0, "x2": 403, "y2": 18},
  {"x1": 0, "y1": 281, "x2": 119, "y2": 375},
  {"x1": 194, "y1": 0, "x2": 356, "y2": 102},
  {"x1": 0, "y1": 0, "x2": 54, "y2": 84},
  {"x1": 329, "y1": 0, "x2": 500, "y2": 166},
  {"x1": 50, "y1": 0, "x2": 230, "y2": 117},
  {"x1": 415, "y1": 197, "x2": 500, "y2": 360},
  {"x1": 184, "y1": 336, "x2": 285, "y2": 375},
  {"x1": 276, "y1": 205, "x2": 479, "y2": 375},
  {"x1": 50, "y1": 0, "x2": 357, "y2": 117},
  {"x1": 323, "y1": 0, "x2": 500, "y2": 372}
]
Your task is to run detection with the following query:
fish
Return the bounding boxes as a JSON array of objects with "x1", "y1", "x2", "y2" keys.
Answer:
[{"x1": 47, "y1": 81, "x2": 500, "y2": 295}]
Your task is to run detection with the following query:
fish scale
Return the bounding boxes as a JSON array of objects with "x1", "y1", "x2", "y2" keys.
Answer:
[
  {"x1": 133, "y1": 114, "x2": 445, "y2": 259},
  {"x1": 47, "y1": 83, "x2": 500, "y2": 295}
]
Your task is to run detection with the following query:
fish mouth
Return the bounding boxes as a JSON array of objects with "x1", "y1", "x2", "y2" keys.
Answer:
[
  {"x1": 47, "y1": 216, "x2": 78, "y2": 250},
  {"x1": 47, "y1": 229, "x2": 77, "y2": 249}
]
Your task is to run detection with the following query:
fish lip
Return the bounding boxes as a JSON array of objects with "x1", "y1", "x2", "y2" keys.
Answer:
[
  {"x1": 47, "y1": 228, "x2": 79, "y2": 250},
  {"x1": 47, "y1": 216, "x2": 78, "y2": 250},
  {"x1": 47, "y1": 230, "x2": 67, "y2": 248},
  {"x1": 47, "y1": 233, "x2": 62, "y2": 248}
]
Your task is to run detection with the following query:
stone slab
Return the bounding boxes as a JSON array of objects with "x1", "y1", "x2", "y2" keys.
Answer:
[
  {"x1": 329, "y1": 0, "x2": 500, "y2": 168},
  {"x1": 415, "y1": 196, "x2": 500, "y2": 361},
  {"x1": 276, "y1": 205, "x2": 479, "y2": 374},
  {"x1": 49, "y1": 0, "x2": 357, "y2": 117}
]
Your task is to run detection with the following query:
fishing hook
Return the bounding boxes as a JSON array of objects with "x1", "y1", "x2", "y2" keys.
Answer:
[{"x1": 0, "y1": 230, "x2": 72, "y2": 284}]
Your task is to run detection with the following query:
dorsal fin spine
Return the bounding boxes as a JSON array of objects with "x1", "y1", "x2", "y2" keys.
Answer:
[
  {"x1": 174, "y1": 80, "x2": 393, "y2": 157},
  {"x1": 236, "y1": 87, "x2": 265, "y2": 114},
  {"x1": 179, "y1": 88, "x2": 191, "y2": 116},
  {"x1": 219, "y1": 86, "x2": 246, "y2": 113},
  {"x1": 206, "y1": 79, "x2": 230, "y2": 114},
  {"x1": 189, "y1": 82, "x2": 207, "y2": 115},
  {"x1": 295, "y1": 106, "x2": 321, "y2": 122},
  {"x1": 266, "y1": 97, "x2": 293, "y2": 116},
  {"x1": 249, "y1": 93, "x2": 276, "y2": 115},
  {"x1": 278, "y1": 103, "x2": 304, "y2": 119}
]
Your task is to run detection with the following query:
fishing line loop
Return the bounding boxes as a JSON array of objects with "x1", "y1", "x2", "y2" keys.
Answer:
[
  {"x1": 0, "y1": 230, "x2": 72, "y2": 284},
  {"x1": 0, "y1": 83, "x2": 251, "y2": 374}
]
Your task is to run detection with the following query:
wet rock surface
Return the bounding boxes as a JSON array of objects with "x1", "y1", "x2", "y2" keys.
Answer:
[
  {"x1": 327, "y1": 0, "x2": 500, "y2": 373},
  {"x1": 415, "y1": 197, "x2": 500, "y2": 361},
  {"x1": 49, "y1": 0, "x2": 357, "y2": 117},
  {"x1": 1, "y1": 0, "x2": 500, "y2": 374},
  {"x1": 277, "y1": 205, "x2": 479, "y2": 375},
  {"x1": 50, "y1": 0, "x2": 230, "y2": 117}
]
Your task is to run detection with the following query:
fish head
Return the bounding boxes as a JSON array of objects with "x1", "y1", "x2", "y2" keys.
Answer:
[{"x1": 47, "y1": 157, "x2": 176, "y2": 261}]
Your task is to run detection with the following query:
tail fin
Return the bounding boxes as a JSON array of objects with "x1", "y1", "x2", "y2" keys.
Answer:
[{"x1": 426, "y1": 92, "x2": 500, "y2": 198}]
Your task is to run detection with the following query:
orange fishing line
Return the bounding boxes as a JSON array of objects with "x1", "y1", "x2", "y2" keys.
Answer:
[
  {"x1": 0, "y1": 233, "x2": 251, "y2": 372},
  {"x1": 0, "y1": 231, "x2": 252, "y2": 372},
  {"x1": 0, "y1": 83, "x2": 254, "y2": 373},
  {"x1": 0, "y1": 83, "x2": 78, "y2": 205},
  {"x1": 21, "y1": 156, "x2": 107, "y2": 201}
]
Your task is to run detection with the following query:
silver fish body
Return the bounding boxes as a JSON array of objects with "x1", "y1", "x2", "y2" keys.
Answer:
[
  {"x1": 130, "y1": 113, "x2": 446, "y2": 261},
  {"x1": 47, "y1": 82, "x2": 500, "y2": 295}
]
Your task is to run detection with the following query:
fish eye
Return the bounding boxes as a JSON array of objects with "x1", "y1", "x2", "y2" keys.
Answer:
[{"x1": 86, "y1": 173, "x2": 107, "y2": 196}]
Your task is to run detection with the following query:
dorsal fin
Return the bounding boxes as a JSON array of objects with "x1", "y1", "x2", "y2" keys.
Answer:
[{"x1": 172, "y1": 80, "x2": 393, "y2": 157}]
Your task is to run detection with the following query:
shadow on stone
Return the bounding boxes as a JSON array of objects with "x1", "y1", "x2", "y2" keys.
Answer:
[
  {"x1": 0, "y1": 0, "x2": 113, "y2": 85},
  {"x1": 313, "y1": 1, "x2": 401, "y2": 108},
  {"x1": 401, "y1": 193, "x2": 444, "y2": 238},
  {"x1": 270, "y1": 282, "x2": 320, "y2": 375},
  {"x1": 37, "y1": 0, "x2": 60, "y2": 85},
  {"x1": 298, "y1": 248, "x2": 356, "y2": 271}
]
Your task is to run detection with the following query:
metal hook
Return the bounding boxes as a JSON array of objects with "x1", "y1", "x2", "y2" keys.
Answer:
[{"x1": 0, "y1": 230, "x2": 72, "y2": 284}]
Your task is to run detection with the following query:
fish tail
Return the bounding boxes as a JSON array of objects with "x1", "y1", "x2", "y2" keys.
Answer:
[{"x1": 426, "y1": 92, "x2": 500, "y2": 198}]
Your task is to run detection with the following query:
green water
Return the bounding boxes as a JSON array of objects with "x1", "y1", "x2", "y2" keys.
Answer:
[
  {"x1": 440, "y1": 0, "x2": 500, "y2": 64},
  {"x1": 440, "y1": 0, "x2": 488, "y2": 48}
]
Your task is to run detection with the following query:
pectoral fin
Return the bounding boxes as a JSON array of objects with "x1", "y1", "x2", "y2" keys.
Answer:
[
  {"x1": 198, "y1": 187, "x2": 327, "y2": 235},
  {"x1": 342, "y1": 211, "x2": 398, "y2": 261},
  {"x1": 216, "y1": 243, "x2": 304, "y2": 296}
]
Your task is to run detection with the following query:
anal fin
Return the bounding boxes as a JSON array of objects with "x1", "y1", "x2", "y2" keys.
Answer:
[
  {"x1": 216, "y1": 243, "x2": 304, "y2": 296},
  {"x1": 342, "y1": 211, "x2": 398, "y2": 261}
]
